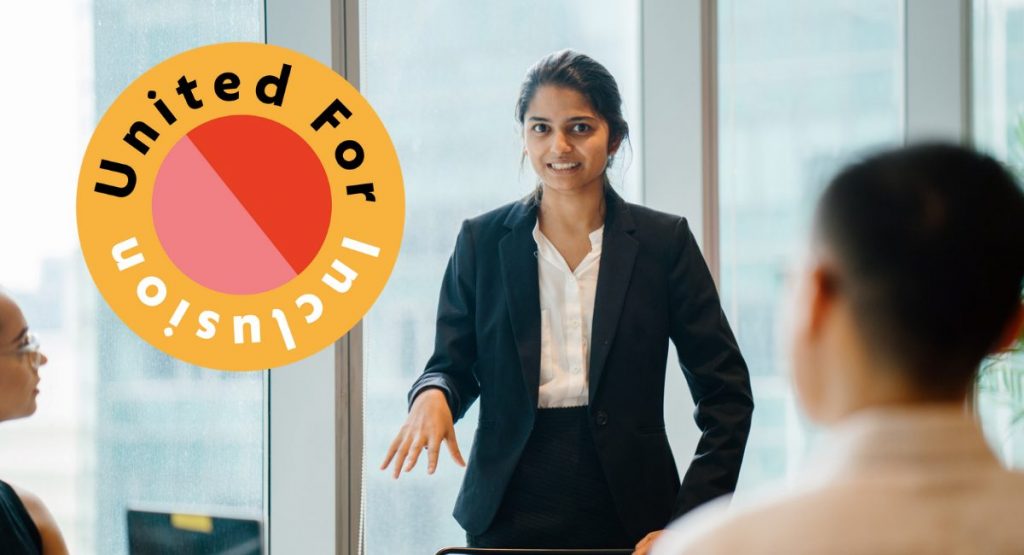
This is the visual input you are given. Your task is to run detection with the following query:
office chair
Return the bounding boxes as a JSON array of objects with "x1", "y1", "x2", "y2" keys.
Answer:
[{"x1": 435, "y1": 549, "x2": 633, "y2": 554}]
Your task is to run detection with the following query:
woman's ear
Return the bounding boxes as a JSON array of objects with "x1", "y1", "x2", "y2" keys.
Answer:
[{"x1": 608, "y1": 135, "x2": 622, "y2": 159}]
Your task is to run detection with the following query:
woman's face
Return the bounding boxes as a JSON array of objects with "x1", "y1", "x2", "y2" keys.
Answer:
[
  {"x1": 0, "y1": 294, "x2": 46, "y2": 422},
  {"x1": 523, "y1": 85, "x2": 618, "y2": 195}
]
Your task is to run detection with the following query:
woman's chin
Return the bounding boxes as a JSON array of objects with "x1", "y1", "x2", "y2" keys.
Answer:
[
  {"x1": 19, "y1": 400, "x2": 37, "y2": 419},
  {"x1": 542, "y1": 177, "x2": 602, "y2": 195}
]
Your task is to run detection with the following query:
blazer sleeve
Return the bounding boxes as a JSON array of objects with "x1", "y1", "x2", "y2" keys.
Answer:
[
  {"x1": 406, "y1": 220, "x2": 481, "y2": 423},
  {"x1": 668, "y1": 217, "x2": 754, "y2": 519}
]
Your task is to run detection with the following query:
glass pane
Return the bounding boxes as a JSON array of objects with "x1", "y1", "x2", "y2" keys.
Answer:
[
  {"x1": 0, "y1": 2, "x2": 265, "y2": 553},
  {"x1": 972, "y1": 0, "x2": 1024, "y2": 469},
  {"x1": 717, "y1": 0, "x2": 903, "y2": 495},
  {"x1": 360, "y1": 2, "x2": 640, "y2": 552}
]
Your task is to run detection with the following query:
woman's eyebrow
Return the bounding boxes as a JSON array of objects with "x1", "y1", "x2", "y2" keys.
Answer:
[{"x1": 527, "y1": 115, "x2": 597, "y2": 122}]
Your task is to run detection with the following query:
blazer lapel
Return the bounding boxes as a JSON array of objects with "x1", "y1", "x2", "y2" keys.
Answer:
[
  {"x1": 499, "y1": 198, "x2": 542, "y2": 410},
  {"x1": 589, "y1": 187, "x2": 638, "y2": 404}
]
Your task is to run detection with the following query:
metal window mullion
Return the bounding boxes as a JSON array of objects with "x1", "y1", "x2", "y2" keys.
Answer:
[
  {"x1": 904, "y1": 0, "x2": 972, "y2": 143},
  {"x1": 641, "y1": 0, "x2": 706, "y2": 237},
  {"x1": 640, "y1": 0, "x2": 710, "y2": 490},
  {"x1": 701, "y1": 0, "x2": 720, "y2": 284},
  {"x1": 332, "y1": 1, "x2": 363, "y2": 554},
  {"x1": 265, "y1": 0, "x2": 339, "y2": 553}
]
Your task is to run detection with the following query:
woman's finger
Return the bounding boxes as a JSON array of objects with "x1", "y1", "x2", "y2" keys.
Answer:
[
  {"x1": 404, "y1": 434, "x2": 428, "y2": 472},
  {"x1": 392, "y1": 433, "x2": 414, "y2": 479},
  {"x1": 426, "y1": 434, "x2": 441, "y2": 474},
  {"x1": 380, "y1": 431, "x2": 404, "y2": 470},
  {"x1": 445, "y1": 426, "x2": 466, "y2": 467}
]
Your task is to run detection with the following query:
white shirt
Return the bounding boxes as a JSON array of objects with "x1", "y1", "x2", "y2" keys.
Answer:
[
  {"x1": 652, "y1": 406, "x2": 1024, "y2": 555},
  {"x1": 532, "y1": 221, "x2": 603, "y2": 408}
]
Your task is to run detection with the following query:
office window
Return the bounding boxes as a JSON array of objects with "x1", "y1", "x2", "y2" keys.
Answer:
[
  {"x1": 0, "y1": 1, "x2": 265, "y2": 553},
  {"x1": 360, "y1": 1, "x2": 640, "y2": 551},
  {"x1": 972, "y1": 0, "x2": 1024, "y2": 469},
  {"x1": 717, "y1": 0, "x2": 904, "y2": 494}
]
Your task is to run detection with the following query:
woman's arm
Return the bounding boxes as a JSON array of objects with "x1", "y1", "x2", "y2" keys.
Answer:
[
  {"x1": 406, "y1": 219, "x2": 482, "y2": 422},
  {"x1": 10, "y1": 484, "x2": 69, "y2": 555},
  {"x1": 668, "y1": 217, "x2": 754, "y2": 518},
  {"x1": 381, "y1": 220, "x2": 481, "y2": 477}
]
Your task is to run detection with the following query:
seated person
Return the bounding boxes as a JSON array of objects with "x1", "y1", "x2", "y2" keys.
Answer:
[
  {"x1": 0, "y1": 290, "x2": 68, "y2": 554},
  {"x1": 653, "y1": 143, "x2": 1024, "y2": 554}
]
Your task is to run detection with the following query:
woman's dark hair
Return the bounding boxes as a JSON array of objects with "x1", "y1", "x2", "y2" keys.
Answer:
[
  {"x1": 515, "y1": 49, "x2": 630, "y2": 196},
  {"x1": 814, "y1": 143, "x2": 1024, "y2": 399}
]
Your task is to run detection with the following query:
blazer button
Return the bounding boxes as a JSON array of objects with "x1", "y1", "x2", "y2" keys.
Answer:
[{"x1": 595, "y1": 410, "x2": 609, "y2": 426}]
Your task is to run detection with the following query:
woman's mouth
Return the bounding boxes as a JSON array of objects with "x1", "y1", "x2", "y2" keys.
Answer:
[{"x1": 547, "y1": 162, "x2": 581, "y2": 174}]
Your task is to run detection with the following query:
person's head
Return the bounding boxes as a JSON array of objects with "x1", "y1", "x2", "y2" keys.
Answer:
[
  {"x1": 789, "y1": 143, "x2": 1024, "y2": 423},
  {"x1": 0, "y1": 290, "x2": 47, "y2": 422},
  {"x1": 515, "y1": 49, "x2": 629, "y2": 199}
]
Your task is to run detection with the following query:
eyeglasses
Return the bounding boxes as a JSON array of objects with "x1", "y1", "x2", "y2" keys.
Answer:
[{"x1": 1, "y1": 332, "x2": 44, "y2": 369}]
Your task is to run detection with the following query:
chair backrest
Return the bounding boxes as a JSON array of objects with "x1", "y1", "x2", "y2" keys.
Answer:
[
  {"x1": 127, "y1": 508, "x2": 262, "y2": 555},
  {"x1": 435, "y1": 549, "x2": 633, "y2": 555}
]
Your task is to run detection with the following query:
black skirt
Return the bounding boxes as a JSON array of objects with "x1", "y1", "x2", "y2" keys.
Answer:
[{"x1": 466, "y1": 406, "x2": 633, "y2": 550}]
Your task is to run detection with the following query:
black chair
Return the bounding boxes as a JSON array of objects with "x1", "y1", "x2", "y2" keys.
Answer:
[{"x1": 435, "y1": 549, "x2": 633, "y2": 555}]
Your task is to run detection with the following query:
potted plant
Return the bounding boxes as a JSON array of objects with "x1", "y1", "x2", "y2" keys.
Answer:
[{"x1": 975, "y1": 321, "x2": 1024, "y2": 468}]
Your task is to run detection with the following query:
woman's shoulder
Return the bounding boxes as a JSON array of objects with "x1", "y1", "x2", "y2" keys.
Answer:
[
  {"x1": 467, "y1": 197, "x2": 533, "y2": 226},
  {"x1": 624, "y1": 201, "x2": 686, "y2": 226},
  {"x1": 6, "y1": 481, "x2": 68, "y2": 555},
  {"x1": 619, "y1": 200, "x2": 693, "y2": 242},
  {"x1": 458, "y1": 196, "x2": 536, "y2": 240}
]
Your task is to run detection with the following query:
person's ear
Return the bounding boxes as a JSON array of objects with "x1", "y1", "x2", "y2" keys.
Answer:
[
  {"x1": 804, "y1": 262, "x2": 840, "y2": 340},
  {"x1": 992, "y1": 303, "x2": 1024, "y2": 353},
  {"x1": 608, "y1": 135, "x2": 622, "y2": 159}
]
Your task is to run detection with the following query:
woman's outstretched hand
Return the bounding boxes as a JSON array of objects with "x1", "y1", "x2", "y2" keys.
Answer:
[{"x1": 380, "y1": 388, "x2": 466, "y2": 478}]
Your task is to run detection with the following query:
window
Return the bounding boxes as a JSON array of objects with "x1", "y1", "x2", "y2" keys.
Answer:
[
  {"x1": 716, "y1": 0, "x2": 904, "y2": 494},
  {"x1": 972, "y1": 0, "x2": 1024, "y2": 469},
  {"x1": 0, "y1": 2, "x2": 265, "y2": 553},
  {"x1": 359, "y1": 1, "x2": 640, "y2": 551}
]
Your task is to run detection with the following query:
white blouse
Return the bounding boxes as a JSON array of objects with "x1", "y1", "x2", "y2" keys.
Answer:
[{"x1": 532, "y1": 221, "x2": 603, "y2": 408}]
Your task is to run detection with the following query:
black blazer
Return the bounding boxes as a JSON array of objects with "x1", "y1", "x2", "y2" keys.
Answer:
[{"x1": 408, "y1": 186, "x2": 753, "y2": 540}]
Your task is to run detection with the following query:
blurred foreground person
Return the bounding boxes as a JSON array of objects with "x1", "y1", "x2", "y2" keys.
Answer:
[
  {"x1": 653, "y1": 143, "x2": 1024, "y2": 554},
  {"x1": 0, "y1": 290, "x2": 68, "y2": 554}
]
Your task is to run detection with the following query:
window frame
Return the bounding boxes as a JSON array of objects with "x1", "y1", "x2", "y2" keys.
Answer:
[{"x1": 264, "y1": 1, "x2": 978, "y2": 553}]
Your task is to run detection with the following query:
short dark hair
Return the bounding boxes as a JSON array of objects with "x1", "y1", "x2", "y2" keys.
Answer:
[
  {"x1": 814, "y1": 143, "x2": 1024, "y2": 399},
  {"x1": 515, "y1": 49, "x2": 629, "y2": 158}
]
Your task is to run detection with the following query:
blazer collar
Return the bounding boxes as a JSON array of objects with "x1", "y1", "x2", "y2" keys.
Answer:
[
  {"x1": 499, "y1": 185, "x2": 639, "y2": 410},
  {"x1": 502, "y1": 184, "x2": 636, "y2": 233}
]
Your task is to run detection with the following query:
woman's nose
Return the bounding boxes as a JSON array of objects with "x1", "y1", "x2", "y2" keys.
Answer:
[{"x1": 552, "y1": 132, "x2": 572, "y2": 153}]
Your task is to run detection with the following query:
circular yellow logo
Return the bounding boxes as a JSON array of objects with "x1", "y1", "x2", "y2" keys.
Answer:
[{"x1": 77, "y1": 42, "x2": 404, "y2": 371}]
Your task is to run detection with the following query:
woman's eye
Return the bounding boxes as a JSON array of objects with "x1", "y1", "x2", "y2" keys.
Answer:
[
  {"x1": 531, "y1": 123, "x2": 549, "y2": 133},
  {"x1": 572, "y1": 123, "x2": 592, "y2": 133}
]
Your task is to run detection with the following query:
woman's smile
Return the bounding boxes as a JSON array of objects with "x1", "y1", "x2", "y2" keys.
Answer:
[{"x1": 547, "y1": 161, "x2": 582, "y2": 174}]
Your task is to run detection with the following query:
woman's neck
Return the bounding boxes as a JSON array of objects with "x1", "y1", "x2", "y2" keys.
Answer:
[{"x1": 537, "y1": 181, "x2": 606, "y2": 235}]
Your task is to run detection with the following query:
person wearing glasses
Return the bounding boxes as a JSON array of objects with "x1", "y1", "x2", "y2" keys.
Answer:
[
  {"x1": 0, "y1": 290, "x2": 68, "y2": 554},
  {"x1": 653, "y1": 143, "x2": 1024, "y2": 554},
  {"x1": 381, "y1": 50, "x2": 753, "y2": 553}
]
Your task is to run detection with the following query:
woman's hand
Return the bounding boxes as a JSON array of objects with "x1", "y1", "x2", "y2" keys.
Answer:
[
  {"x1": 380, "y1": 388, "x2": 466, "y2": 478},
  {"x1": 633, "y1": 530, "x2": 664, "y2": 555}
]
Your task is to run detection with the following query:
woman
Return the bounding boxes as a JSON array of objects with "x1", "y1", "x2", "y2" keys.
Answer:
[
  {"x1": 0, "y1": 290, "x2": 68, "y2": 554},
  {"x1": 382, "y1": 50, "x2": 753, "y2": 553}
]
